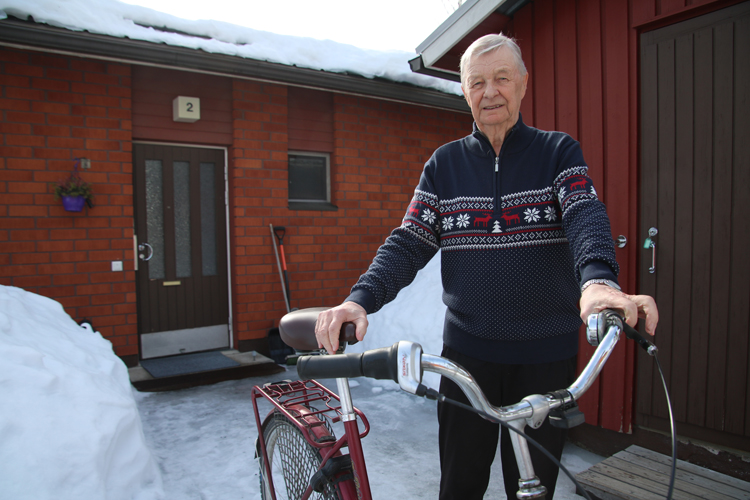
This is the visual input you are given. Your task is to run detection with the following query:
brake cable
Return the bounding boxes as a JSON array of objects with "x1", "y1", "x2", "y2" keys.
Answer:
[
  {"x1": 654, "y1": 353, "x2": 677, "y2": 500},
  {"x1": 416, "y1": 314, "x2": 678, "y2": 500},
  {"x1": 417, "y1": 384, "x2": 594, "y2": 500}
]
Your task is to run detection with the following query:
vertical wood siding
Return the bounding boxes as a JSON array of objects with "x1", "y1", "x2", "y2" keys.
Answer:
[
  {"x1": 512, "y1": 0, "x2": 640, "y2": 433},
  {"x1": 505, "y1": 0, "x2": 738, "y2": 435}
]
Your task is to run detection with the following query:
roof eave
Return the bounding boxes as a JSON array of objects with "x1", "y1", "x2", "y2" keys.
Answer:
[
  {"x1": 416, "y1": 0, "x2": 509, "y2": 69},
  {"x1": 411, "y1": 0, "x2": 530, "y2": 82},
  {"x1": 0, "y1": 18, "x2": 469, "y2": 113}
]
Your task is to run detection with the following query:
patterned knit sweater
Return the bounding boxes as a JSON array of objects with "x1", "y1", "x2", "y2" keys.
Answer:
[{"x1": 346, "y1": 115, "x2": 619, "y2": 364}]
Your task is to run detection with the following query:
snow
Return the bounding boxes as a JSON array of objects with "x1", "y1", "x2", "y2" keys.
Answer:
[
  {"x1": 0, "y1": 0, "x2": 463, "y2": 96},
  {"x1": 136, "y1": 366, "x2": 603, "y2": 500},
  {"x1": 0, "y1": 258, "x2": 603, "y2": 499},
  {"x1": 0, "y1": 286, "x2": 162, "y2": 500}
]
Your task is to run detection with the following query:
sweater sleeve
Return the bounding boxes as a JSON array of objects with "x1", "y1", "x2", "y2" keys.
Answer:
[
  {"x1": 346, "y1": 162, "x2": 441, "y2": 314},
  {"x1": 552, "y1": 138, "x2": 620, "y2": 286}
]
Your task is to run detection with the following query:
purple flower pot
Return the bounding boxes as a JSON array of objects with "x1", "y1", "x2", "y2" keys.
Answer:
[{"x1": 62, "y1": 195, "x2": 86, "y2": 212}]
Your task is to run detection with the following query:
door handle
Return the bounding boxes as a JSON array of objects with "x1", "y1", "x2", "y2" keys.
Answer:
[
  {"x1": 138, "y1": 242, "x2": 154, "y2": 262},
  {"x1": 644, "y1": 227, "x2": 658, "y2": 274}
]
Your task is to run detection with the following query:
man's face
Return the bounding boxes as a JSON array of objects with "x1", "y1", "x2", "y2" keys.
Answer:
[{"x1": 462, "y1": 47, "x2": 528, "y2": 136}]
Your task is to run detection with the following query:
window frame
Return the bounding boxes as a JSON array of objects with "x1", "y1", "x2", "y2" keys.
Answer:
[{"x1": 287, "y1": 151, "x2": 337, "y2": 211}]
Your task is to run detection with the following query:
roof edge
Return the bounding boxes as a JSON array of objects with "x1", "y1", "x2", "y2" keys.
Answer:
[
  {"x1": 416, "y1": 0, "x2": 509, "y2": 68},
  {"x1": 0, "y1": 18, "x2": 469, "y2": 113}
]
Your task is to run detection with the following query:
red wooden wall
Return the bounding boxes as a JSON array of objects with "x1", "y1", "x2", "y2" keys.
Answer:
[{"x1": 504, "y1": 0, "x2": 738, "y2": 432}]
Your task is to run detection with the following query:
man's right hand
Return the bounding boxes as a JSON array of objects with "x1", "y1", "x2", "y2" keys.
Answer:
[{"x1": 315, "y1": 301, "x2": 368, "y2": 354}]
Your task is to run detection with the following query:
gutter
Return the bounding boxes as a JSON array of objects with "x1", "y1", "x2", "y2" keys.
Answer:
[{"x1": 0, "y1": 18, "x2": 469, "y2": 113}]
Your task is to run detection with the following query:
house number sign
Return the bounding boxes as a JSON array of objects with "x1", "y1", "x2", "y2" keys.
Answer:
[{"x1": 172, "y1": 96, "x2": 201, "y2": 123}]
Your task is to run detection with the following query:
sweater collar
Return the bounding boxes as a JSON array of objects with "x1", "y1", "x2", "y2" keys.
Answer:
[{"x1": 467, "y1": 113, "x2": 534, "y2": 157}]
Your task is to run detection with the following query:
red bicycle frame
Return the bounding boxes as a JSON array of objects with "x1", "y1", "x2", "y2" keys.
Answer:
[{"x1": 252, "y1": 379, "x2": 372, "y2": 500}]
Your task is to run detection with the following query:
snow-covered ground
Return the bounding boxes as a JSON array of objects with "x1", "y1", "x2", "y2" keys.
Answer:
[
  {"x1": 136, "y1": 366, "x2": 604, "y2": 500},
  {"x1": 0, "y1": 255, "x2": 604, "y2": 499}
]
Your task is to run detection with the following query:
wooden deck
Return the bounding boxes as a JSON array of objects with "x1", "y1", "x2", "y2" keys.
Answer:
[{"x1": 576, "y1": 445, "x2": 750, "y2": 500}]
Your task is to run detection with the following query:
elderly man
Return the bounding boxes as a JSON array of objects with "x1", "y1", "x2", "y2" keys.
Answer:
[{"x1": 316, "y1": 33, "x2": 658, "y2": 499}]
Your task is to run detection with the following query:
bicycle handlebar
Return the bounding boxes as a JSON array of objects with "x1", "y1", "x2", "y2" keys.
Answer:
[
  {"x1": 290, "y1": 309, "x2": 660, "y2": 500},
  {"x1": 296, "y1": 309, "x2": 640, "y2": 427}
]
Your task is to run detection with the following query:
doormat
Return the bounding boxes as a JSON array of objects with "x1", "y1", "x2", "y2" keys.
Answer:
[{"x1": 140, "y1": 351, "x2": 240, "y2": 379}]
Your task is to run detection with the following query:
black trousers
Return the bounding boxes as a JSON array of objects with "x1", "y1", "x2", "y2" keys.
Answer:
[{"x1": 437, "y1": 346, "x2": 577, "y2": 499}]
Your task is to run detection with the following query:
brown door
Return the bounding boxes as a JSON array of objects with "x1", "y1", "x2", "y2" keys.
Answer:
[
  {"x1": 638, "y1": 2, "x2": 750, "y2": 450},
  {"x1": 134, "y1": 144, "x2": 229, "y2": 359}
]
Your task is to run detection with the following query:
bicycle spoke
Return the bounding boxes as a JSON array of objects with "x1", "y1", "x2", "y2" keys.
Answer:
[{"x1": 260, "y1": 412, "x2": 342, "y2": 500}]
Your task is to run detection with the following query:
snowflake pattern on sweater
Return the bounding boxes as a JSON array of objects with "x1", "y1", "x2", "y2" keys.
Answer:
[{"x1": 402, "y1": 166, "x2": 600, "y2": 253}]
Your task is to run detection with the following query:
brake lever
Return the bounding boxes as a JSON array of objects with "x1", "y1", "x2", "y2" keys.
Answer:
[{"x1": 587, "y1": 310, "x2": 657, "y2": 356}]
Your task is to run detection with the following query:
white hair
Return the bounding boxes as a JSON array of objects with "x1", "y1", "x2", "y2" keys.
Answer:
[{"x1": 459, "y1": 33, "x2": 527, "y2": 86}]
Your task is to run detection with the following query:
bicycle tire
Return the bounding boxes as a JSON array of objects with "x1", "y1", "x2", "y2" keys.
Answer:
[{"x1": 259, "y1": 410, "x2": 344, "y2": 500}]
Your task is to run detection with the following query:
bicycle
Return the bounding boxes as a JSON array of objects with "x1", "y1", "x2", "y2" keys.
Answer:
[{"x1": 252, "y1": 307, "x2": 662, "y2": 500}]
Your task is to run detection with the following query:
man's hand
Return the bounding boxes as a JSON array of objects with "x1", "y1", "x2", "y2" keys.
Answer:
[
  {"x1": 315, "y1": 301, "x2": 368, "y2": 354},
  {"x1": 580, "y1": 284, "x2": 659, "y2": 336}
]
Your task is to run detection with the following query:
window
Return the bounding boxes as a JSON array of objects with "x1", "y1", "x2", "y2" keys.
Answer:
[
  {"x1": 287, "y1": 88, "x2": 336, "y2": 210},
  {"x1": 288, "y1": 152, "x2": 331, "y2": 208}
]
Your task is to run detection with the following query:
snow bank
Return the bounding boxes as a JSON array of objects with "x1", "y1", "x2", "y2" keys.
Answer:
[
  {"x1": 0, "y1": 286, "x2": 163, "y2": 500},
  {"x1": 347, "y1": 253, "x2": 447, "y2": 389}
]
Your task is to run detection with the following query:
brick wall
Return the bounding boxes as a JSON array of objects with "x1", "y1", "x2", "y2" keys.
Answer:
[
  {"x1": 231, "y1": 80, "x2": 472, "y2": 348},
  {"x1": 0, "y1": 47, "x2": 137, "y2": 357},
  {"x1": 0, "y1": 45, "x2": 471, "y2": 359}
]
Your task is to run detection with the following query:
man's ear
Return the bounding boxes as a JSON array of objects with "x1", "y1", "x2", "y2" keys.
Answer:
[{"x1": 461, "y1": 85, "x2": 470, "y2": 105}]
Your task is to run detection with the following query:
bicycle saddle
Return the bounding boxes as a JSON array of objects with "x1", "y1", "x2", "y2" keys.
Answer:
[{"x1": 279, "y1": 307, "x2": 358, "y2": 351}]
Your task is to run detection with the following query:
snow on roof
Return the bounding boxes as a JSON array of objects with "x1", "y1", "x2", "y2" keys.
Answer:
[{"x1": 0, "y1": 0, "x2": 463, "y2": 96}]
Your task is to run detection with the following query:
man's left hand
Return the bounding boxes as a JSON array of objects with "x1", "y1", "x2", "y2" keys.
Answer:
[{"x1": 580, "y1": 284, "x2": 659, "y2": 335}]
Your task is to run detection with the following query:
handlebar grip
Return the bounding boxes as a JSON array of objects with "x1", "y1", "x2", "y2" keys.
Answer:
[
  {"x1": 297, "y1": 352, "x2": 364, "y2": 379},
  {"x1": 297, "y1": 343, "x2": 400, "y2": 381}
]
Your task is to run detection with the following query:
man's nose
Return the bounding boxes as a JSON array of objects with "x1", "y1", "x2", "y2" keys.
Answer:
[{"x1": 483, "y1": 80, "x2": 499, "y2": 98}]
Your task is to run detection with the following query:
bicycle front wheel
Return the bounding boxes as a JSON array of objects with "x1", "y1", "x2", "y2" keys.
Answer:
[{"x1": 259, "y1": 410, "x2": 343, "y2": 500}]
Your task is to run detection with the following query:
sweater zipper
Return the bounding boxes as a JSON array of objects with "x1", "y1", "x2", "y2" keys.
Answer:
[
  {"x1": 492, "y1": 127, "x2": 515, "y2": 217},
  {"x1": 493, "y1": 155, "x2": 500, "y2": 217}
]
